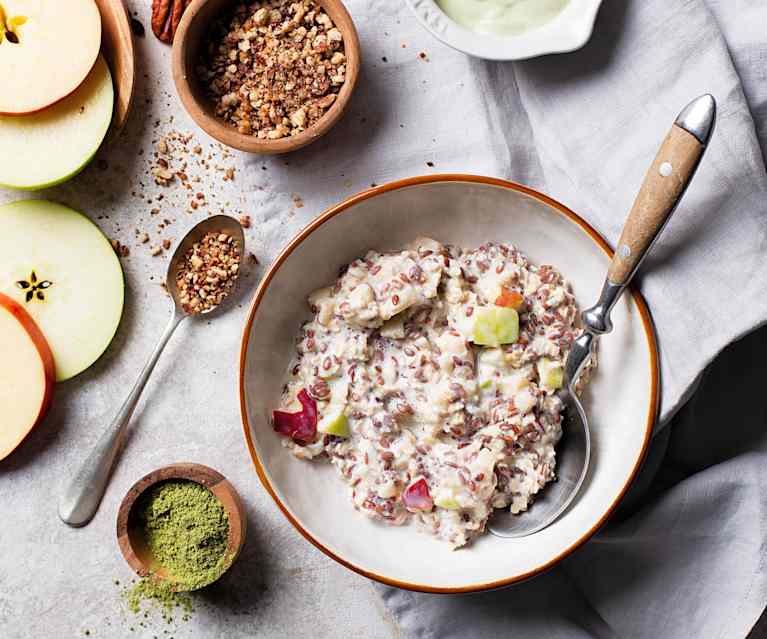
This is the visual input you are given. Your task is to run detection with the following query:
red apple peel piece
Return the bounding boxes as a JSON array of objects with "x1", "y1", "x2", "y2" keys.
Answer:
[
  {"x1": 273, "y1": 389, "x2": 317, "y2": 445},
  {"x1": 403, "y1": 478, "x2": 434, "y2": 512}
]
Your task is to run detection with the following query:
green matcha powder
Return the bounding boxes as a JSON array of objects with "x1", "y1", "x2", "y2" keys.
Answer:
[
  {"x1": 123, "y1": 479, "x2": 231, "y2": 618},
  {"x1": 138, "y1": 479, "x2": 231, "y2": 591}
]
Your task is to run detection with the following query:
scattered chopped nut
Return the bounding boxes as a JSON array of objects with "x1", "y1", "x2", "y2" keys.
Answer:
[
  {"x1": 162, "y1": 239, "x2": 172, "y2": 250},
  {"x1": 151, "y1": 245, "x2": 164, "y2": 256},
  {"x1": 152, "y1": 165, "x2": 174, "y2": 185},
  {"x1": 139, "y1": 232, "x2": 150, "y2": 244},
  {"x1": 239, "y1": 215, "x2": 251, "y2": 228},
  {"x1": 110, "y1": 239, "x2": 130, "y2": 258},
  {"x1": 176, "y1": 231, "x2": 242, "y2": 314}
]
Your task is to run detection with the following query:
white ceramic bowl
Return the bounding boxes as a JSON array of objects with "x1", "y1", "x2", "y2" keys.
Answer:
[
  {"x1": 404, "y1": 0, "x2": 604, "y2": 61},
  {"x1": 239, "y1": 176, "x2": 657, "y2": 592}
]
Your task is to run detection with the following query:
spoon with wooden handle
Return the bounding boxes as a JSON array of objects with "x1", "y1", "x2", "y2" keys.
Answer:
[{"x1": 490, "y1": 94, "x2": 716, "y2": 538}]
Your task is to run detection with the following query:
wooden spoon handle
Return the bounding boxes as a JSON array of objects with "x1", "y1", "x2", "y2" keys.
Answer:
[{"x1": 607, "y1": 95, "x2": 716, "y2": 285}]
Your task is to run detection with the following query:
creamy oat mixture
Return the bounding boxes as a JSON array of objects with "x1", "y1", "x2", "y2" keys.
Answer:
[{"x1": 272, "y1": 238, "x2": 588, "y2": 548}]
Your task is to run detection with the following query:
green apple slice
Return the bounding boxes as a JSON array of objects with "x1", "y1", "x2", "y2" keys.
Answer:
[
  {"x1": 0, "y1": 55, "x2": 113, "y2": 190},
  {"x1": 318, "y1": 406, "x2": 351, "y2": 438},
  {"x1": 537, "y1": 358, "x2": 564, "y2": 390},
  {"x1": 471, "y1": 306, "x2": 519, "y2": 348},
  {"x1": 0, "y1": 200, "x2": 124, "y2": 381}
]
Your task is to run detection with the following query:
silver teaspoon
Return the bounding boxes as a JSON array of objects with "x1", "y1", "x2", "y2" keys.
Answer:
[
  {"x1": 489, "y1": 94, "x2": 716, "y2": 538},
  {"x1": 59, "y1": 215, "x2": 245, "y2": 527}
]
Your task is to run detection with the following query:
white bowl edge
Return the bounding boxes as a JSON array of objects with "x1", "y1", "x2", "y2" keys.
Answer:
[{"x1": 404, "y1": 0, "x2": 604, "y2": 61}]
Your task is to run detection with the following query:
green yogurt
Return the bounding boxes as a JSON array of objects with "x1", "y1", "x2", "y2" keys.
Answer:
[{"x1": 435, "y1": 0, "x2": 570, "y2": 37}]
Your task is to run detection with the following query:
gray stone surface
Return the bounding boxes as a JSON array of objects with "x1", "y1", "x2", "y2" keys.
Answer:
[{"x1": 0, "y1": 1, "x2": 417, "y2": 636}]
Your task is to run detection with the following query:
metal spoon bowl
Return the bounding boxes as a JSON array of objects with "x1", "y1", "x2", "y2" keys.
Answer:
[
  {"x1": 59, "y1": 215, "x2": 244, "y2": 527},
  {"x1": 489, "y1": 94, "x2": 716, "y2": 538}
]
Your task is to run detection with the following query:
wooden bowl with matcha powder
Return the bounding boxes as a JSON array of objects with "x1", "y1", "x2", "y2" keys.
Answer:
[{"x1": 117, "y1": 463, "x2": 246, "y2": 591}]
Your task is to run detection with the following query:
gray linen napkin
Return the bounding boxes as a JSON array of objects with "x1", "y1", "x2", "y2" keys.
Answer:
[{"x1": 375, "y1": 0, "x2": 767, "y2": 637}]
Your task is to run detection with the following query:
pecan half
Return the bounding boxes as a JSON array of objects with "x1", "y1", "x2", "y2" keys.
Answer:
[{"x1": 151, "y1": 0, "x2": 192, "y2": 44}]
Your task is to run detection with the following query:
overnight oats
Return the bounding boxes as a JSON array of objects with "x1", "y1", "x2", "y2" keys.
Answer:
[{"x1": 272, "y1": 238, "x2": 592, "y2": 549}]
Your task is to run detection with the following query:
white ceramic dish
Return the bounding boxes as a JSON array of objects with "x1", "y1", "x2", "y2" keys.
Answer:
[
  {"x1": 239, "y1": 176, "x2": 658, "y2": 592},
  {"x1": 404, "y1": 0, "x2": 604, "y2": 61}
]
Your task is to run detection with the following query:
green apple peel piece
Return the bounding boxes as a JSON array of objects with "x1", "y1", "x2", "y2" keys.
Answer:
[
  {"x1": 471, "y1": 306, "x2": 519, "y2": 348},
  {"x1": 537, "y1": 358, "x2": 564, "y2": 390},
  {"x1": 317, "y1": 408, "x2": 351, "y2": 438},
  {"x1": 477, "y1": 348, "x2": 505, "y2": 389},
  {"x1": 435, "y1": 496, "x2": 461, "y2": 510}
]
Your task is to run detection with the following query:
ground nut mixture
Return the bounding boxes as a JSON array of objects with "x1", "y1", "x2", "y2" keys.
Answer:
[
  {"x1": 272, "y1": 238, "x2": 592, "y2": 549},
  {"x1": 197, "y1": 0, "x2": 347, "y2": 139},
  {"x1": 176, "y1": 231, "x2": 241, "y2": 313}
]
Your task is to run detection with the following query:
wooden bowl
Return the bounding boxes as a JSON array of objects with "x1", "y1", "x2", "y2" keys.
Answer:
[
  {"x1": 116, "y1": 463, "x2": 246, "y2": 590},
  {"x1": 171, "y1": 0, "x2": 360, "y2": 154}
]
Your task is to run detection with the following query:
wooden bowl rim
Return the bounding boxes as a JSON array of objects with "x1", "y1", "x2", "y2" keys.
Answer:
[
  {"x1": 116, "y1": 462, "x2": 247, "y2": 589},
  {"x1": 171, "y1": 0, "x2": 361, "y2": 154},
  {"x1": 95, "y1": 0, "x2": 136, "y2": 133}
]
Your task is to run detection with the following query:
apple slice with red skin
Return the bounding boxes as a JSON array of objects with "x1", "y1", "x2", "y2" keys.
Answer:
[{"x1": 0, "y1": 292, "x2": 54, "y2": 461}]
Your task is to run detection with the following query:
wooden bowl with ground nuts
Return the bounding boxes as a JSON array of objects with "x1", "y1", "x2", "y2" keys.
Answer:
[{"x1": 172, "y1": 0, "x2": 360, "y2": 154}]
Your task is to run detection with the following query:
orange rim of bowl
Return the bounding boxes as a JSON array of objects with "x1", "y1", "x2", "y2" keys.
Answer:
[{"x1": 238, "y1": 174, "x2": 660, "y2": 593}]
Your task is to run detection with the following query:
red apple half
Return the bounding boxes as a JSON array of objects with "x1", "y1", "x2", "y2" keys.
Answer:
[{"x1": 0, "y1": 291, "x2": 54, "y2": 461}]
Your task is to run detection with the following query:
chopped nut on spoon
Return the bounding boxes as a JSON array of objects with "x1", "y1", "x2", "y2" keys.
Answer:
[{"x1": 176, "y1": 231, "x2": 241, "y2": 314}]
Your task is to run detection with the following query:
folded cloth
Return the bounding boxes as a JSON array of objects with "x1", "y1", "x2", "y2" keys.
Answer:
[{"x1": 369, "y1": 0, "x2": 767, "y2": 637}]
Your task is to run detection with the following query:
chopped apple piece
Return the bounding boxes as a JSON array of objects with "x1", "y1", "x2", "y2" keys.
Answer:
[
  {"x1": 495, "y1": 287, "x2": 524, "y2": 310},
  {"x1": 380, "y1": 315, "x2": 405, "y2": 339},
  {"x1": 537, "y1": 358, "x2": 564, "y2": 391},
  {"x1": 0, "y1": 292, "x2": 54, "y2": 460},
  {"x1": 433, "y1": 482, "x2": 463, "y2": 510},
  {"x1": 273, "y1": 389, "x2": 318, "y2": 445},
  {"x1": 471, "y1": 306, "x2": 519, "y2": 348},
  {"x1": 402, "y1": 478, "x2": 433, "y2": 512},
  {"x1": 434, "y1": 495, "x2": 461, "y2": 510},
  {"x1": 317, "y1": 407, "x2": 350, "y2": 438},
  {"x1": 477, "y1": 348, "x2": 505, "y2": 390}
]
